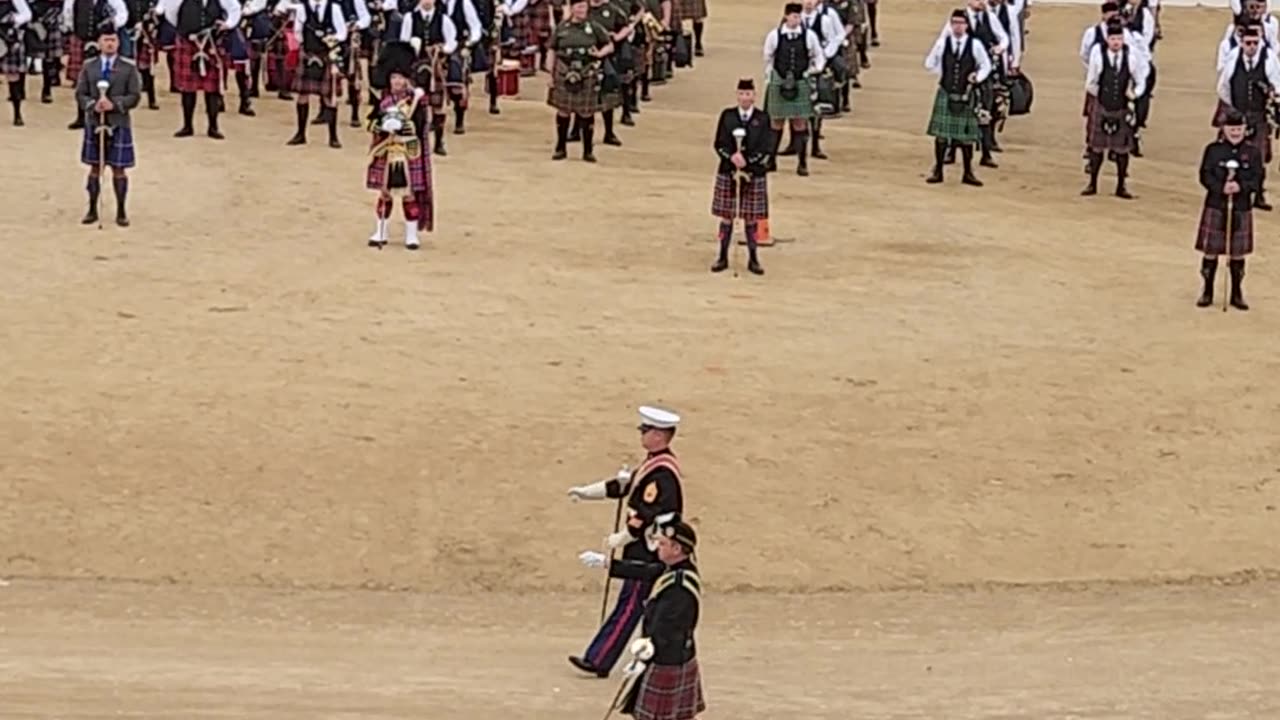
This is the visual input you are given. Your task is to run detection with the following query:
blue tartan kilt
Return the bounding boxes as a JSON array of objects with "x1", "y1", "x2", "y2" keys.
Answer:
[
  {"x1": 81, "y1": 126, "x2": 137, "y2": 169},
  {"x1": 926, "y1": 87, "x2": 980, "y2": 143}
]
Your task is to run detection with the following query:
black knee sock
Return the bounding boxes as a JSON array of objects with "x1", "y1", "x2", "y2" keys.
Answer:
[
  {"x1": 487, "y1": 73, "x2": 499, "y2": 110},
  {"x1": 960, "y1": 143, "x2": 975, "y2": 173},
  {"x1": 641, "y1": 72, "x2": 650, "y2": 97},
  {"x1": 433, "y1": 121, "x2": 444, "y2": 149},
  {"x1": 113, "y1": 175, "x2": 128, "y2": 217},
  {"x1": 1115, "y1": 153, "x2": 1130, "y2": 186},
  {"x1": 327, "y1": 106, "x2": 339, "y2": 142},
  {"x1": 235, "y1": 71, "x2": 252, "y2": 109},
  {"x1": 8, "y1": 79, "x2": 22, "y2": 120},
  {"x1": 933, "y1": 138, "x2": 947, "y2": 169},
  {"x1": 181, "y1": 92, "x2": 196, "y2": 128},
  {"x1": 717, "y1": 221, "x2": 732, "y2": 261},
  {"x1": 86, "y1": 174, "x2": 101, "y2": 211},
  {"x1": 796, "y1": 130, "x2": 808, "y2": 167},
  {"x1": 981, "y1": 125, "x2": 994, "y2": 159},
  {"x1": 581, "y1": 116, "x2": 595, "y2": 155},
  {"x1": 603, "y1": 109, "x2": 614, "y2": 136},
  {"x1": 42, "y1": 68, "x2": 53, "y2": 98},
  {"x1": 868, "y1": 3, "x2": 878, "y2": 36},
  {"x1": 811, "y1": 118, "x2": 822, "y2": 154},
  {"x1": 205, "y1": 92, "x2": 221, "y2": 130},
  {"x1": 453, "y1": 103, "x2": 465, "y2": 130},
  {"x1": 166, "y1": 52, "x2": 178, "y2": 91},
  {"x1": 294, "y1": 101, "x2": 308, "y2": 135},
  {"x1": 693, "y1": 21, "x2": 704, "y2": 48},
  {"x1": 555, "y1": 114, "x2": 569, "y2": 150},
  {"x1": 745, "y1": 221, "x2": 759, "y2": 263},
  {"x1": 142, "y1": 69, "x2": 156, "y2": 105},
  {"x1": 1087, "y1": 151, "x2": 1103, "y2": 184},
  {"x1": 250, "y1": 58, "x2": 262, "y2": 96}
]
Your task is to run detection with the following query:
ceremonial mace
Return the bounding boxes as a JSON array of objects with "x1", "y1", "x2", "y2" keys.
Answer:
[
  {"x1": 599, "y1": 464, "x2": 629, "y2": 625},
  {"x1": 731, "y1": 126, "x2": 747, "y2": 278},
  {"x1": 96, "y1": 78, "x2": 110, "y2": 230},
  {"x1": 1223, "y1": 158, "x2": 1239, "y2": 313}
]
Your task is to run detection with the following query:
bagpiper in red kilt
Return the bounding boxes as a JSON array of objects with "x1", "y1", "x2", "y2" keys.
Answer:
[
  {"x1": 366, "y1": 99, "x2": 435, "y2": 233},
  {"x1": 173, "y1": 34, "x2": 228, "y2": 93},
  {"x1": 711, "y1": 171, "x2": 767, "y2": 221},
  {"x1": 1212, "y1": 99, "x2": 1273, "y2": 163},
  {"x1": 628, "y1": 659, "x2": 706, "y2": 720}
]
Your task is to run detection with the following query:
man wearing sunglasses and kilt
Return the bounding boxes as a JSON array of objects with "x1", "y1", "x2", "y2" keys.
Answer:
[
  {"x1": 1214, "y1": 25, "x2": 1278, "y2": 211},
  {"x1": 925, "y1": 9, "x2": 992, "y2": 186},
  {"x1": 62, "y1": 0, "x2": 128, "y2": 128},
  {"x1": 285, "y1": 0, "x2": 348, "y2": 147},
  {"x1": 156, "y1": 0, "x2": 241, "y2": 139},
  {"x1": 710, "y1": 78, "x2": 770, "y2": 276},
  {"x1": 567, "y1": 405, "x2": 685, "y2": 679},
  {"x1": 763, "y1": 2, "x2": 824, "y2": 176},
  {"x1": 579, "y1": 513, "x2": 705, "y2": 720},
  {"x1": 1, "y1": 0, "x2": 32, "y2": 126},
  {"x1": 547, "y1": 0, "x2": 612, "y2": 162},
  {"x1": 1081, "y1": 22, "x2": 1147, "y2": 198}
]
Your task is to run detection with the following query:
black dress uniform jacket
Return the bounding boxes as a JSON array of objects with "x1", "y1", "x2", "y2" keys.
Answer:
[
  {"x1": 714, "y1": 106, "x2": 773, "y2": 176},
  {"x1": 605, "y1": 448, "x2": 683, "y2": 563}
]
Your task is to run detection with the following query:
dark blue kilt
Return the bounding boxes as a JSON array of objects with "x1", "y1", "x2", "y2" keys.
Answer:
[
  {"x1": 446, "y1": 53, "x2": 470, "y2": 84},
  {"x1": 247, "y1": 13, "x2": 273, "y2": 41},
  {"x1": 470, "y1": 47, "x2": 491, "y2": 73},
  {"x1": 157, "y1": 19, "x2": 177, "y2": 49},
  {"x1": 81, "y1": 126, "x2": 137, "y2": 169},
  {"x1": 226, "y1": 28, "x2": 251, "y2": 63}
]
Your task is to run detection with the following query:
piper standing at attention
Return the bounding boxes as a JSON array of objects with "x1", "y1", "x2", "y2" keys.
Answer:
[
  {"x1": 546, "y1": 0, "x2": 612, "y2": 162},
  {"x1": 565, "y1": 405, "x2": 685, "y2": 679},
  {"x1": 1082, "y1": 22, "x2": 1147, "y2": 199},
  {"x1": 763, "y1": 2, "x2": 825, "y2": 177},
  {"x1": 156, "y1": 0, "x2": 241, "y2": 139},
  {"x1": 365, "y1": 40, "x2": 433, "y2": 249},
  {"x1": 1, "y1": 0, "x2": 33, "y2": 126},
  {"x1": 710, "y1": 78, "x2": 771, "y2": 276},
  {"x1": 579, "y1": 514, "x2": 706, "y2": 720},
  {"x1": 285, "y1": 0, "x2": 348, "y2": 148},
  {"x1": 62, "y1": 0, "x2": 129, "y2": 128},
  {"x1": 74, "y1": 25, "x2": 140, "y2": 227},
  {"x1": 924, "y1": 9, "x2": 992, "y2": 186},
  {"x1": 1195, "y1": 110, "x2": 1261, "y2": 310}
]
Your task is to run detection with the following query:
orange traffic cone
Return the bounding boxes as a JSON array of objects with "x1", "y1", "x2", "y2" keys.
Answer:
[{"x1": 738, "y1": 218, "x2": 773, "y2": 246}]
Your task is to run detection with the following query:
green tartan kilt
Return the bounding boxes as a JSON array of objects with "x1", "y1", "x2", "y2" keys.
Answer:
[
  {"x1": 765, "y1": 77, "x2": 813, "y2": 120},
  {"x1": 926, "y1": 87, "x2": 980, "y2": 143},
  {"x1": 599, "y1": 87, "x2": 623, "y2": 111}
]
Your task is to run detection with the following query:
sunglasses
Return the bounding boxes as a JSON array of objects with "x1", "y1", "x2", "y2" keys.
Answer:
[{"x1": 1244, "y1": 40, "x2": 1260, "y2": 45}]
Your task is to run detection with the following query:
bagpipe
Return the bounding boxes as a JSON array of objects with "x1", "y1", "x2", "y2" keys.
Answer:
[
  {"x1": 188, "y1": 26, "x2": 228, "y2": 78},
  {"x1": 411, "y1": 41, "x2": 448, "y2": 93}
]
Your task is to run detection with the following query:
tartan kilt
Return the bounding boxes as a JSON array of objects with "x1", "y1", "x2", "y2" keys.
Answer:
[
  {"x1": 631, "y1": 660, "x2": 706, "y2": 720},
  {"x1": 673, "y1": 0, "x2": 707, "y2": 20},
  {"x1": 81, "y1": 125, "x2": 137, "y2": 169},
  {"x1": 1085, "y1": 102, "x2": 1132, "y2": 154},
  {"x1": 292, "y1": 56, "x2": 343, "y2": 99},
  {"x1": 445, "y1": 53, "x2": 471, "y2": 87},
  {"x1": 131, "y1": 30, "x2": 158, "y2": 70},
  {"x1": 711, "y1": 171, "x2": 768, "y2": 221},
  {"x1": 1212, "y1": 100, "x2": 1273, "y2": 163},
  {"x1": 66, "y1": 35, "x2": 92, "y2": 82},
  {"x1": 366, "y1": 149, "x2": 431, "y2": 193},
  {"x1": 764, "y1": 76, "x2": 812, "y2": 120},
  {"x1": 412, "y1": 59, "x2": 446, "y2": 109},
  {"x1": 926, "y1": 87, "x2": 980, "y2": 143},
  {"x1": 0, "y1": 39, "x2": 24, "y2": 80},
  {"x1": 30, "y1": 21, "x2": 63, "y2": 61},
  {"x1": 513, "y1": 0, "x2": 553, "y2": 46},
  {"x1": 547, "y1": 65, "x2": 601, "y2": 115},
  {"x1": 1195, "y1": 205, "x2": 1254, "y2": 256},
  {"x1": 173, "y1": 37, "x2": 227, "y2": 93}
]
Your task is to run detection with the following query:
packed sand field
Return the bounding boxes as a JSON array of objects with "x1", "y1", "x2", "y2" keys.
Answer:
[{"x1": 2, "y1": 1, "x2": 1279, "y2": 716}]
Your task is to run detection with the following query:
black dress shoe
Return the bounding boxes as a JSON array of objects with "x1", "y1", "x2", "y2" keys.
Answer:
[
  {"x1": 962, "y1": 173, "x2": 983, "y2": 187},
  {"x1": 812, "y1": 149, "x2": 828, "y2": 160},
  {"x1": 926, "y1": 169, "x2": 943, "y2": 184},
  {"x1": 583, "y1": 152, "x2": 597, "y2": 163},
  {"x1": 568, "y1": 656, "x2": 609, "y2": 678},
  {"x1": 116, "y1": 214, "x2": 130, "y2": 227},
  {"x1": 287, "y1": 133, "x2": 306, "y2": 145},
  {"x1": 552, "y1": 148, "x2": 567, "y2": 160},
  {"x1": 174, "y1": 126, "x2": 194, "y2": 137},
  {"x1": 1115, "y1": 187, "x2": 1133, "y2": 200},
  {"x1": 1255, "y1": 196, "x2": 1273, "y2": 211},
  {"x1": 1196, "y1": 292, "x2": 1213, "y2": 308},
  {"x1": 1081, "y1": 184, "x2": 1097, "y2": 196},
  {"x1": 710, "y1": 258, "x2": 728, "y2": 273},
  {"x1": 81, "y1": 210, "x2": 98, "y2": 225},
  {"x1": 1231, "y1": 295, "x2": 1250, "y2": 311},
  {"x1": 980, "y1": 157, "x2": 998, "y2": 168},
  {"x1": 603, "y1": 134, "x2": 622, "y2": 146},
  {"x1": 329, "y1": 138, "x2": 342, "y2": 149},
  {"x1": 747, "y1": 259, "x2": 764, "y2": 275},
  {"x1": 207, "y1": 128, "x2": 225, "y2": 140}
]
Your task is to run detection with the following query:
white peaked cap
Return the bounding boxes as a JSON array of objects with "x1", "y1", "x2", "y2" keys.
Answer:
[{"x1": 638, "y1": 405, "x2": 681, "y2": 429}]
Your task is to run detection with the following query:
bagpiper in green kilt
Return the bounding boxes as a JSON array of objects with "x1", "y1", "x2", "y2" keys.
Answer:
[
  {"x1": 764, "y1": 75, "x2": 812, "y2": 120},
  {"x1": 926, "y1": 86, "x2": 980, "y2": 144},
  {"x1": 547, "y1": 60, "x2": 602, "y2": 115}
]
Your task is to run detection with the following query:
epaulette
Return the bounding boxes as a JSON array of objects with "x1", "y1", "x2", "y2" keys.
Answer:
[{"x1": 651, "y1": 568, "x2": 701, "y2": 603}]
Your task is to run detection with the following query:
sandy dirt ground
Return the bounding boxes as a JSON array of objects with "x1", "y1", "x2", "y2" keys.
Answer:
[{"x1": 2, "y1": 0, "x2": 1280, "y2": 716}]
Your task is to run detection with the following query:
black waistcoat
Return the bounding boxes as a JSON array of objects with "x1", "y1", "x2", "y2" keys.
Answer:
[
  {"x1": 409, "y1": 7, "x2": 445, "y2": 45},
  {"x1": 177, "y1": 0, "x2": 226, "y2": 35},
  {"x1": 970, "y1": 9, "x2": 996, "y2": 47},
  {"x1": 939, "y1": 34, "x2": 976, "y2": 94},
  {"x1": 301, "y1": 0, "x2": 333, "y2": 53},
  {"x1": 1098, "y1": 45, "x2": 1130, "y2": 111},
  {"x1": 804, "y1": 11, "x2": 825, "y2": 45},
  {"x1": 994, "y1": 4, "x2": 1012, "y2": 38},
  {"x1": 1231, "y1": 51, "x2": 1270, "y2": 113},
  {"x1": 448, "y1": 0, "x2": 469, "y2": 42},
  {"x1": 772, "y1": 26, "x2": 808, "y2": 77},
  {"x1": 73, "y1": 0, "x2": 111, "y2": 40},
  {"x1": 473, "y1": 0, "x2": 494, "y2": 33}
]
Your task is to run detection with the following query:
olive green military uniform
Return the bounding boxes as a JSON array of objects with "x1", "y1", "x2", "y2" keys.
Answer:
[
  {"x1": 547, "y1": 18, "x2": 611, "y2": 116},
  {"x1": 588, "y1": 1, "x2": 630, "y2": 112}
]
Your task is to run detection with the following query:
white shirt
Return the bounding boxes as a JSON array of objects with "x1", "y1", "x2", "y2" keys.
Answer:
[
  {"x1": 5, "y1": 0, "x2": 33, "y2": 27},
  {"x1": 242, "y1": 0, "x2": 267, "y2": 15},
  {"x1": 504, "y1": 0, "x2": 526, "y2": 15},
  {"x1": 738, "y1": 106, "x2": 754, "y2": 123},
  {"x1": 285, "y1": 0, "x2": 346, "y2": 40},
  {"x1": 924, "y1": 28, "x2": 993, "y2": 83},
  {"x1": 800, "y1": 6, "x2": 842, "y2": 59},
  {"x1": 762, "y1": 23, "x2": 826, "y2": 80},
  {"x1": 1219, "y1": 21, "x2": 1280, "y2": 67},
  {"x1": 987, "y1": 3, "x2": 1021, "y2": 68},
  {"x1": 1008, "y1": 0, "x2": 1028, "y2": 15},
  {"x1": 1085, "y1": 43, "x2": 1149, "y2": 98},
  {"x1": 1129, "y1": 7, "x2": 1156, "y2": 52},
  {"x1": 62, "y1": 0, "x2": 129, "y2": 31},
  {"x1": 963, "y1": 6, "x2": 1009, "y2": 51},
  {"x1": 442, "y1": 0, "x2": 481, "y2": 46},
  {"x1": 1078, "y1": 22, "x2": 1147, "y2": 66},
  {"x1": 1217, "y1": 46, "x2": 1280, "y2": 103},
  {"x1": 347, "y1": 0, "x2": 371, "y2": 30},
  {"x1": 399, "y1": 5, "x2": 458, "y2": 53}
]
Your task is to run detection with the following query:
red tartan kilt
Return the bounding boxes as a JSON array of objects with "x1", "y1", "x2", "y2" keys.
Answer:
[
  {"x1": 514, "y1": 1, "x2": 552, "y2": 47},
  {"x1": 633, "y1": 660, "x2": 706, "y2": 720},
  {"x1": 134, "y1": 38, "x2": 157, "y2": 70},
  {"x1": 366, "y1": 151, "x2": 431, "y2": 193},
  {"x1": 266, "y1": 48, "x2": 294, "y2": 87},
  {"x1": 66, "y1": 35, "x2": 86, "y2": 82},
  {"x1": 1086, "y1": 103, "x2": 1132, "y2": 154},
  {"x1": 173, "y1": 37, "x2": 227, "y2": 93},
  {"x1": 292, "y1": 61, "x2": 343, "y2": 99},
  {"x1": 1195, "y1": 205, "x2": 1255, "y2": 257},
  {"x1": 710, "y1": 171, "x2": 768, "y2": 221}
]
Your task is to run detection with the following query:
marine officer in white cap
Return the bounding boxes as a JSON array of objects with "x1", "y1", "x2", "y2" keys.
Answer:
[{"x1": 565, "y1": 405, "x2": 686, "y2": 678}]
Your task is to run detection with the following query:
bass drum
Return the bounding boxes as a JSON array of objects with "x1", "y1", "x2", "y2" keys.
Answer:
[{"x1": 1007, "y1": 72, "x2": 1033, "y2": 116}]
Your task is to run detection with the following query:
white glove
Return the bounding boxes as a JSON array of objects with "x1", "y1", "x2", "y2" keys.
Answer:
[
  {"x1": 568, "y1": 479, "x2": 609, "y2": 502},
  {"x1": 578, "y1": 550, "x2": 607, "y2": 568},
  {"x1": 605, "y1": 531, "x2": 631, "y2": 549},
  {"x1": 409, "y1": 37, "x2": 422, "y2": 53},
  {"x1": 412, "y1": 87, "x2": 425, "y2": 102},
  {"x1": 622, "y1": 659, "x2": 647, "y2": 678},
  {"x1": 629, "y1": 637, "x2": 655, "y2": 661},
  {"x1": 615, "y1": 465, "x2": 631, "y2": 483}
]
